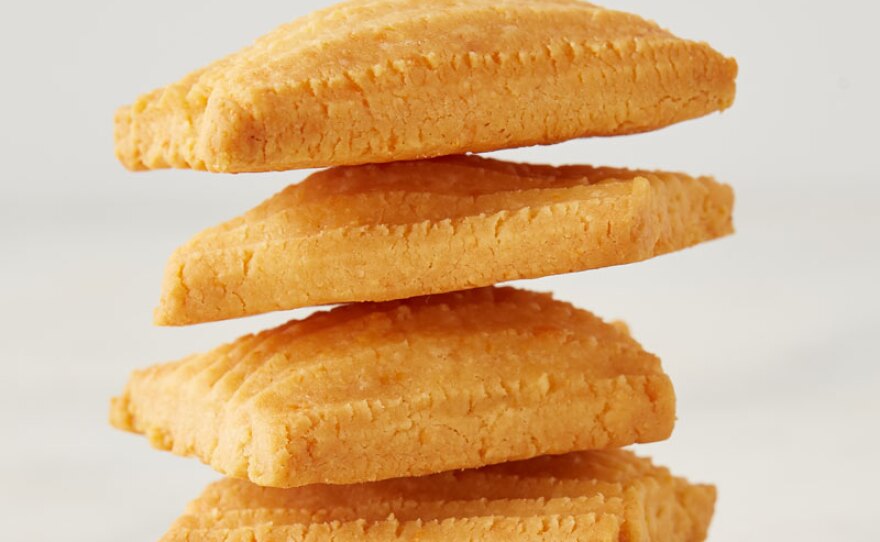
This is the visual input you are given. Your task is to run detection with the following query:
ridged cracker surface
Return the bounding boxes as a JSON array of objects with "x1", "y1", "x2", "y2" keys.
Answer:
[
  {"x1": 112, "y1": 287, "x2": 675, "y2": 488},
  {"x1": 162, "y1": 450, "x2": 715, "y2": 542},
  {"x1": 156, "y1": 155, "x2": 734, "y2": 325},
  {"x1": 115, "y1": 0, "x2": 737, "y2": 173}
]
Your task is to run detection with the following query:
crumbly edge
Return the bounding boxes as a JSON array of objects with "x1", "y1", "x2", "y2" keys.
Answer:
[{"x1": 110, "y1": 370, "x2": 675, "y2": 487}]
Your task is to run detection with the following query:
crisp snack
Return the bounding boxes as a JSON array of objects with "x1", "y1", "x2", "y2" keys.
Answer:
[
  {"x1": 112, "y1": 287, "x2": 675, "y2": 488},
  {"x1": 162, "y1": 450, "x2": 715, "y2": 541},
  {"x1": 115, "y1": 0, "x2": 737, "y2": 173},
  {"x1": 156, "y1": 155, "x2": 734, "y2": 325}
]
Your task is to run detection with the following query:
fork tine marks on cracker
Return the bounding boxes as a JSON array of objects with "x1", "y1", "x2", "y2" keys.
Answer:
[{"x1": 161, "y1": 450, "x2": 716, "y2": 542}]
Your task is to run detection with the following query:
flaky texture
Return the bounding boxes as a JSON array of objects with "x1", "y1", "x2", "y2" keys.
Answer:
[
  {"x1": 112, "y1": 287, "x2": 675, "y2": 488},
  {"x1": 156, "y1": 155, "x2": 734, "y2": 325},
  {"x1": 115, "y1": 0, "x2": 737, "y2": 173},
  {"x1": 162, "y1": 450, "x2": 715, "y2": 541}
]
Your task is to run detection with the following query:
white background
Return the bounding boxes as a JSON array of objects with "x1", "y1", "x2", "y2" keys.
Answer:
[{"x1": 2, "y1": 1, "x2": 879, "y2": 540}]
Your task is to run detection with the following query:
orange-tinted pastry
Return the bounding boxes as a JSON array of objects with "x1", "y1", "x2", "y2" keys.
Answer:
[
  {"x1": 112, "y1": 287, "x2": 676, "y2": 488},
  {"x1": 162, "y1": 450, "x2": 715, "y2": 541},
  {"x1": 156, "y1": 155, "x2": 734, "y2": 325},
  {"x1": 115, "y1": 0, "x2": 737, "y2": 173}
]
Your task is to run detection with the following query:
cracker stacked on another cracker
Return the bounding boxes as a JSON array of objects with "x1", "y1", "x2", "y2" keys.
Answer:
[{"x1": 111, "y1": 1, "x2": 736, "y2": 540}]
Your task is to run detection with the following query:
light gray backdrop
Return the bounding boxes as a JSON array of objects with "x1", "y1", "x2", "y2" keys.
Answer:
[{"x1": 1, "y1": 1, "x2": 878, "y2": 540}]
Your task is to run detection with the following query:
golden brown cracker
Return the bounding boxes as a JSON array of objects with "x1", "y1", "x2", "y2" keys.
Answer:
[
  {"x1": 113, "y1": 287, "x2": 675, "y2": 488},
  {"x1": 156, "y1": 155, "x2": 734, "y2": 325},
  {"x1": 115, "y1": 0, "x2": 736, "y2": 173},
  {"x1": 162, "y1": 450, "x2": 715, "y2": 541}
]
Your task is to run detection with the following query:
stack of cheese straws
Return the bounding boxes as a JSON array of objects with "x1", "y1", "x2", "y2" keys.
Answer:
[{"x1": 111, "y1": 1, "x2": 737, "y2": 540}]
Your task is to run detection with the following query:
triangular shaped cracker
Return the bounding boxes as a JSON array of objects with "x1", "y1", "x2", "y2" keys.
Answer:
[
  {"x1": 115, "y1": 0, "x2": 736, "y2": 172},
  {"x1": 156, "y1": 155, "x2": 733, "y2": 325},
  {"x1": 112, "y1": 287, "x2": 675, "y2": 488},
  {"x1": 163, "y1": 450, "x2": 715, "y2": 541}
]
